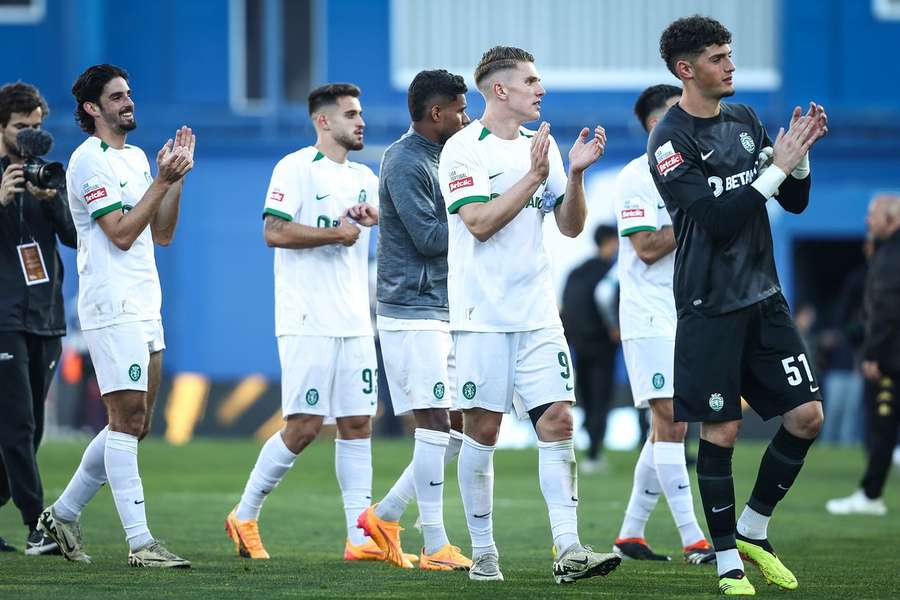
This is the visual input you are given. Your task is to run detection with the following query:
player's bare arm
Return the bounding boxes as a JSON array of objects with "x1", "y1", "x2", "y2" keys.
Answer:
[
  {"x1": 457, "y1": 122, "x2": 550, "y2": 242},
  {"x1": 151, "y1": 126, "x2": 195, "y2": 245},
  {"x1": 555, "y1": 126, "x2": 606, "y2": 237},
  {"x1": 96, "y1": 142, "x2": 192, "y2": 251},
  {"x1": 629, "y1": 225, "x2": 676, "y2": 264},
  {"x1": 263, "y1": 214, "x2": 359, "y2": 249}
]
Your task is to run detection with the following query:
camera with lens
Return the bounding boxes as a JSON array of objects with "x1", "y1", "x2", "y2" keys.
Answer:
[{"x1": 16, "y1": 128, "x2": 65, "y2": 189}]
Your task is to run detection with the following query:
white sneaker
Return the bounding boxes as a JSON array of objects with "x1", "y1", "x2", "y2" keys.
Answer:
[
  {"x1": 826, "y1": 489, "x2": 887, "y2": 516},
  {"x1": 469, "y1": 552, "x2": 503, "y2": 581},
  {"x1": 553, "y1": 543, "x2": 621, "y2": 584},
  {"x1": 128, "y1": 540, "x2": 191, "y2": 568},
  {"x1": 36, "y1": 505, "x2": 91, "y2": 563}
]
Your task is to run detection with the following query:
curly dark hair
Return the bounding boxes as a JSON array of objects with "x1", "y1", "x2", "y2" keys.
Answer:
[
  {"x1": 659, "y1": 15, "x2": 732, "y2": 78},
  {"x1": 307, "y1": 83, "x2": 361, "y2": 116},
  {"x1": 474, "y1": 46, "x2": 535, "y2": 88},
  {"x1": 634, "y1": 84, "x2": 681, "y2": 132},
  {"x1": 72, "y1": 64, "x2": 129, "y2": 134},
  {"x1": 0, "y1": 81, "x2": 49, "y2": 127},
  {"x1": 407, "y1": 69, "x2": 467, "y2": 122}
]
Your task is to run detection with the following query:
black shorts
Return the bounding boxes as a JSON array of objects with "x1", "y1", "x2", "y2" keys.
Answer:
[{"x1": 673, "y1": 293, "x2": 822, "y2": 423}]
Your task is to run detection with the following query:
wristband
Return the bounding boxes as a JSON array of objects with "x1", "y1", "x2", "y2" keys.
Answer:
[
  {"x1": 791, "y1": 153, "x2": 810, "y2": 180},
  {"x1": 750, "y1": 165, "x2": 787, "y2": 199}
]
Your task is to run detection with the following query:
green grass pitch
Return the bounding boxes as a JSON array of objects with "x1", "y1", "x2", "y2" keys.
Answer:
[{"x1": 1, "y1": 437, "x2": 897, "y2": 599}]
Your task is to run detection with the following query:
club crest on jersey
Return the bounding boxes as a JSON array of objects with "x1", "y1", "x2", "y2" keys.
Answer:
[
  {"x1": 709, "y1": 393, "x2": 724, "y2": 412},
  {"x1": 433, "y1": 382, "x2": 445, "y2": 400},
  {"x1": 357, "y1": 189, "x2": 367, "y2": 203},
  {"x1": 448, "y1": 167, "x2": 474, "y2": 193},
  {"x1": 306, "y1": 389, "x2": 320, "y2": 406},
  {"x1": 462, "y1": 381, "x2": 477, "y2": 400},
  {"x1": 739, "y1": 132, "x2": 756, "y2": 154},
  {"x1": 128, "y1": 363, "x2": 141, "y2": 382},
  {"x1": 652, "y1": 373, "x2": 665, "y2": 390},
  {"x1": 654, "y1": 141, "x2": 683, "y2": 176}
]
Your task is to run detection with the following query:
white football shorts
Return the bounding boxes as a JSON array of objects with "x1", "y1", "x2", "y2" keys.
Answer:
[
  {"x1": 622, "y1": 337, "x2": 675, "y2": 408},
  {"x1": 453, "y1": 326, "x2": 575, "y2": 417},
  {"x1": 378, "y1": 322, "x2": 454, "y2": 416},
  {"x1": 83, "y1": 319, "x2": 165, "y2": 395},
  {"x1": 277, "y1": 335, "x2": 378, "y2": 419}
]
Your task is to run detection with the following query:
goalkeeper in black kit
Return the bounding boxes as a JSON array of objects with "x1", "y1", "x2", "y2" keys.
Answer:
[{"x1": 648, "y1": 15, "x2": 828, "y2": 597}]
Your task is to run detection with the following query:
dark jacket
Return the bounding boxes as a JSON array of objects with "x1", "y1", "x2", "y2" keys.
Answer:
[
  {"x1": 863, "y1": 229, "x2": 900, "y2": 375},
  {"x1": 561, "y1": 256, "x2": 617, "y2": 354},
  {"x1": 0, "y1": 155, "x2": 76, "y2": 336}
]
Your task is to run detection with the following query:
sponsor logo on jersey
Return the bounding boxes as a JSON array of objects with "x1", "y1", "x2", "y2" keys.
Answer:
[
  {"x1": 83, "y1": 187, "x2": 108, "y2": 204},
  {"x1": 269, "y1": 189, "x2": 285, "y2": 202},
  {"x1": 709, "y1": 393, "x2": 724, "y2": 412},
  {"x1": 448, "y1": 167, "x2": 474, "y2": 193},
  {"x1": 449, "y1": 176, "x2": 474, "y2": 193},
  {"x1": 81, "y1": 176, "x2": 107, "y2": 204},
  {"x1": 740, "y1": 132, "x2": 756, "y2": 154},
  {"x1": 708, "y1": 167, "x2": 758, "y2": 197},
  {"x1": 621, "y1": 208, "x2": 645, "y2": 219},
  {"x1": 657, "y1": 153, "x2": 684, "y2": 176}
]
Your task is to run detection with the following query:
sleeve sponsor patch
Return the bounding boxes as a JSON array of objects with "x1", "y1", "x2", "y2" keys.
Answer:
[
  {"x1": 447, "y1": 167, "x2": 474, "y2": 193},
  {"x1": 81, "y1": 176, "x2": 107, "y2": 204},
  {"x1": 268, "y1": 188, "x2": 285, "y2": 202},
  {"x1": 621, "y1": 208, "x2": 645, "y2": 219},
  {"x1": 656, "y1": 153, "x2": 684, "y2": 176}
]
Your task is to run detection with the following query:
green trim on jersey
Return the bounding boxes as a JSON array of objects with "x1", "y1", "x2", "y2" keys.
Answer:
[
  {"x1": 100, "y1": 141, "x2": 110, "y2": 152},
  {"x1": 555, "y1": 193, "x2": 565, "y2": 206},
  {"x1": 478, "y1": 127, "x2": 491, "y2": 141},
  {"x1": 620, "y1": 225, "x2": 656, "y2": 236},
  {"x1": 447, "y1": 195, "x2": 489, "y2": 214},
  {"x1": 263, "y1": 207, "x2": 293, "y2": 221},
  {"x1": 90, "y1": 201, "x2": 122, "y2": 219},
  {"x1": 312, "y1": 151, "x2": 325, "y2": 162},
  {"x1": 519, "y1": 129, "x2": 534, "y2": 138}
]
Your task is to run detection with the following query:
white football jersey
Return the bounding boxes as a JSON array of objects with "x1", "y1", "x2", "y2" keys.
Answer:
[
  {"x1": 66, "y1": 137, "x2": 160, "y2": 330},
  {"x1": 613, "y1": 153, "x2": 677, "y2": 340},
  {"x1": 438, "y1": 120, "x2": 567, "y2": 332},
  {"x1": 263, "y1": 146, "x2": 378, "y2": 337}
]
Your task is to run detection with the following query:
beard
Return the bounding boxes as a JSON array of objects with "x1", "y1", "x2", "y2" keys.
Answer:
[
  {"x1": 1, "y1": 130, "x2": 21, "y2": 159},
  {"x1": 101, "y1": 109, "x2": 137, "y2": 134},
  {"x1": 334, "y1": 130, "x2": 363, "y2": 151}
]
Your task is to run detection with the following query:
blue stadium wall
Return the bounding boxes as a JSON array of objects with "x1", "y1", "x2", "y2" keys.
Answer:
[{"x1": 2, "y1": 0, "x2": 899, "y2": 381}]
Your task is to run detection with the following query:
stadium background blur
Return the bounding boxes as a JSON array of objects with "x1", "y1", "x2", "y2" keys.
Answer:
[{"x1": 2, "y1": 0, "x2": 899, "y2": 447}]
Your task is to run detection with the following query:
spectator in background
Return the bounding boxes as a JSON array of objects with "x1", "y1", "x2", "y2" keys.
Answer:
[
  {"x1": 827, "y1": 194, "x2": 900, "y2": 515},
  {"x1": 0, "y1": 82, "x2": 75, "y2": 555},
  {"x1": 818, "y1": 243, "x2": 869, "y2": 445},
  {"x1": 561, "y1": 225, "x2": 619, "y2": 472}
]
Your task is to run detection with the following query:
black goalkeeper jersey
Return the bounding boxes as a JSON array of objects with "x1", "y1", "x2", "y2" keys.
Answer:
[{"x1": 648, "y1": 102, "x2": 811, "y2": 317}]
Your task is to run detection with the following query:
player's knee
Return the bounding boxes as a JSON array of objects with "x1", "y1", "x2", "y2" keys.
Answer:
[
  {"x1": 535, "y1": 402, "x2": 573, "y2": 442},
  {"x1": 463, "y1": 418, "x2": 500, "y2": 446},
  {"x1": 336, "y1": 416, "x2": 372, "y2": 439},
  {"x1": 656, "y1": 419, "x2": 687, "y2": 442},
  {"x1": 116, "y1": 411, "x2": 146, "y2": 438},
  {"x1": 415, "y1": 409, "x2": 450, "y2": 433},
  {"x1": 282, "y1": 417, "x2": 322, "y2": 453}
]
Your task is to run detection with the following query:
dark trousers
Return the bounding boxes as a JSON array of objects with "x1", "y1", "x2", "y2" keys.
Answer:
[
  {"x1": 860, "y1": 373, "x2": 899, "y2": 499},
  {"x1": 573, "y1": 345, "x2": 616, "y2": 460},
  {"x1": 0, "y1": 331, "x2": 61, "y2": 529}
]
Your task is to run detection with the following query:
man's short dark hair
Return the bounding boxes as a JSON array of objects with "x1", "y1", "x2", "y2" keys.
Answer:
[
  {"x1": 407, "y1": 70, "x2": 467, "y2": 122},
  {"x1": 659, "y1": 15, "x2": 732, "y2": 78},
  {"x1": 72, "y1": 64, "x2": 129, "y2": 134},
  {"x1": 594, "y1": 224, "x2": 618, "y2": 247},
  {"x1": 307, "y1": 83, "x2": 361, "y2": 116},
  {"x1": 0, "y1": 81, "x2": 49, "y2": 127},
  {"x1": 634, "y1": 84, "x2": 681, "y2": 132},
  {"x1": 474, "y1": 46, "x2": 535, "y2": 88}
]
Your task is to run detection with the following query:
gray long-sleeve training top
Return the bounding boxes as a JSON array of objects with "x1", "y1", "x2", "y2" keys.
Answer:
[{"x1": 376, "y1": 127, "x2": 449, "y2": 321}]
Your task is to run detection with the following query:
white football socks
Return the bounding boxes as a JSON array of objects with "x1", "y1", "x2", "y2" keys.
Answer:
[
  {"x1": 447, "y1": 429, "x2": 463, "y2": 463},
  {"x1": 54, "y1": 426, "x2": 109, "y2": 523},
  {"x1": 717, "y1": 548, "x2": 744, "y2": 577},
  {"x1": 236, "y1": 432, "x2": 297, "y2": 521},
  {"x1": 335, "y1": 438, "x2": 372, "y2": 546},
  {"x1": 619, "y1": 439, "x2": 660, "y2": 540},
  {"x1": 537, "y1": 439, "x2": 580, "y2": 553},
  {"x1": 654, "y1": 441, "x2": 706, "y2": 547},
  {"x1": 458, "y1": 434, "x2": 496, "y2": 558},
  {"x1": 736, "y1": 505, "x2": 770, "y2": 541},
  {"x1": 412, "y1": 428, "x2": 450, "y2": 554},
  {"x1": 105, "y1": 430, "x2": 152, "y2": 551}
]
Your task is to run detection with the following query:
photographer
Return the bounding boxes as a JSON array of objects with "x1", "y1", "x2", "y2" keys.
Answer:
[{"x1": 0, "y1": 81, "x2": 75, "y2": 554}]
